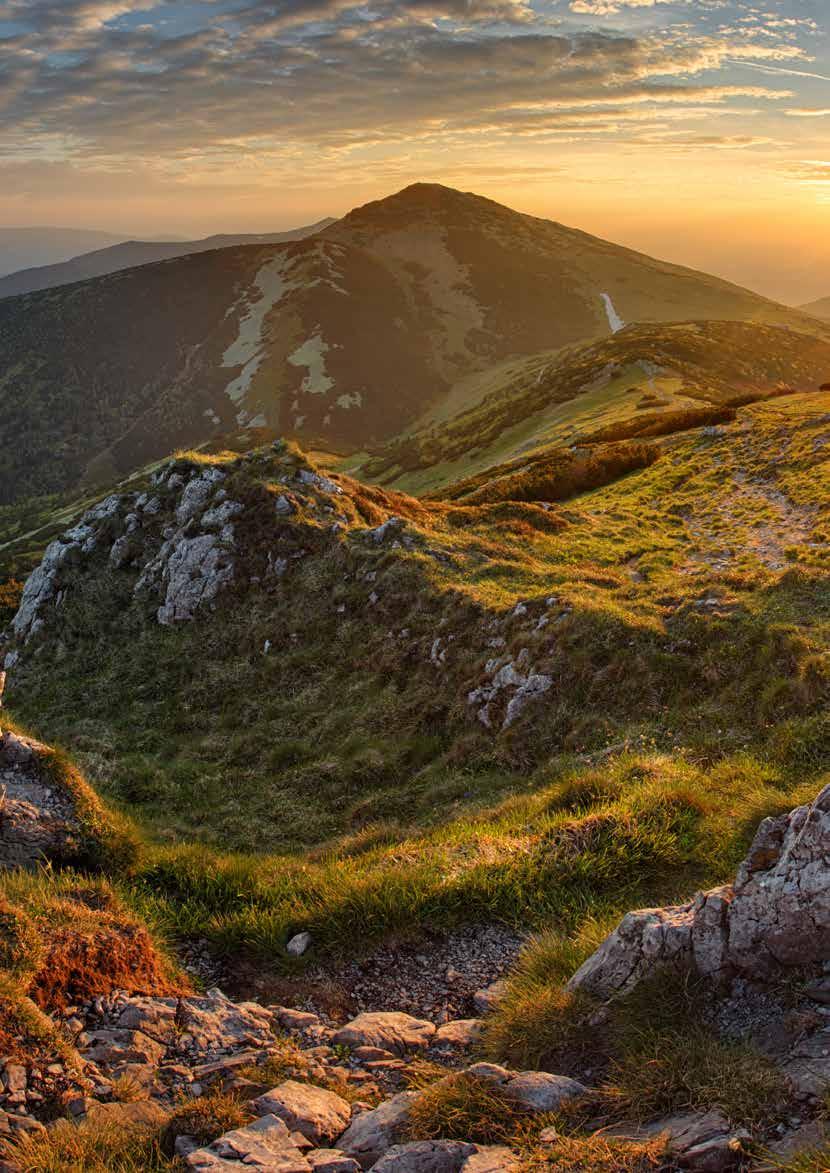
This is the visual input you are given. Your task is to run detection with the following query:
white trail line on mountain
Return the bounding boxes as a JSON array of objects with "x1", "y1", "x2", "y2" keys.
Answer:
[
  {"x1": 601, "y1": 292, "x2": 624, "y2": 334},
  {"x1": 222, "y1": 254, "x2": 296, "y2": 406}
]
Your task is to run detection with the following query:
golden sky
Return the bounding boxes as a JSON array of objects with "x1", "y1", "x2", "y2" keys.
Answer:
[{"x1": 1, "y1": 0, "x2": 828, "y2": 302}]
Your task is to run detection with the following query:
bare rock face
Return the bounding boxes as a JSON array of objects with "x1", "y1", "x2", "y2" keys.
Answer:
[
  {"x1": 0, "y1": 731, "x2": 85, "y2": 868},
  {"x1": 569, "y1": 783, "x2": 830, "y2": 1000}
]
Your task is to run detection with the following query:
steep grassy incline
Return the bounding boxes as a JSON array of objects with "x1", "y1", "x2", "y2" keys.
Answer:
[{"x1": 1, "y1": 185, "x2": 827, "y2": 508}]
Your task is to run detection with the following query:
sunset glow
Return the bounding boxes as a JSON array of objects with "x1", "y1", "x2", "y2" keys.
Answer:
[{"x1": 1, "y1": 0, "x2": 828, "y2": 300}]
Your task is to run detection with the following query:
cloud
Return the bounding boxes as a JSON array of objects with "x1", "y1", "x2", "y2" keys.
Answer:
[
  {"x1": 569, "y1": 0, "x2": 678, "y2": 14},
  {"x1": 0, "y1": 0, "x2": 821, "y2": 190},
  {"x1": 786, "y1": 108, "x2": 830, "y2": 118}
]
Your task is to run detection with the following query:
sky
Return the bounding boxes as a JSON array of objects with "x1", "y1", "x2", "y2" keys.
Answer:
[{"x1": 0, "y1": 0, "x2": 828, "y2": 303}]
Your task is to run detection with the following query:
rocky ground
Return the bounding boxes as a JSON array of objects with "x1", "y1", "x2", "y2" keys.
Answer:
[{"x1": 189, "y1": 925, "x2": 523, "y2": 1024}]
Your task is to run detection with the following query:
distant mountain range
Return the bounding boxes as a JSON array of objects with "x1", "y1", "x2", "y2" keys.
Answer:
[
  {"x1": 1, "y1": 182, "x2": 827, "y2": 506},
  {"x1": 0, "y1": 227, "x2": 128, "y2": 278},
  {"x1": 0, "y1": 220, "x2": 336, "y2": 299},
  {"x1": 802, "y1": 296, "x2": 830, "y2": 322}
]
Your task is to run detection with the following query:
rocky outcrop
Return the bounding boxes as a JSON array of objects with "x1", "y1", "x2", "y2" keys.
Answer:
[
  {"x1": 0, "y1": 730, "x2": 86, "y2": 868},
  {"x1": 185, "y1": 1112, "x2": 312, "y2": 1171},
  {"x1": 569, "y1": 782, "x2": 830, "y2": 999}
]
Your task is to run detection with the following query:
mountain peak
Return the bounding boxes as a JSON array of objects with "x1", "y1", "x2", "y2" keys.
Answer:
[{"x1": 331, "y1": 181, "x2": 517, "y2": 234}]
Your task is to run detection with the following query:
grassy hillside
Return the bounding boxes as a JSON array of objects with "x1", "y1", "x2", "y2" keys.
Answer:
[
  {"x1": 350, "y1": 320, "x2": 830, "y2": 495},
  {"x1": 0, "y1": 391, "x2": 827, "y2": 998},
  {"x1": 1, "y1": 185, "x2": 827, "y2": 509},
  {"x1": 4, "y1": 392, "x2": 830, "y2": 857}
]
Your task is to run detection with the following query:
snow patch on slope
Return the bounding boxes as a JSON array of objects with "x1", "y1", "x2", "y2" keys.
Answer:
[
  {"x1": 288, "y1": 333, "x2": 335, "y2": 397},
  {"x1": 601, "y1": 292, "x2": 624, "y2": 334},
  {"x1": 222, "y1": 254, "x2": 297, "y2": 407}
]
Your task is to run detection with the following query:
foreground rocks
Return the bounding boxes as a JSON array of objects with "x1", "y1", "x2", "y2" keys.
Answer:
[
  {"x1": 332, "y1": 1013, "x2": 436, "y2": 1057},
  {"x1": 0, "y1": 730, "x2": 85, "y2": 868},
  {"x1": 569, "y1": 780, "x2": 830, "y2": 999}
]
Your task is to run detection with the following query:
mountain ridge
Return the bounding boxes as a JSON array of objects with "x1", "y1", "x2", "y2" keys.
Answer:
[
  {"x1": 0, "y1": 218, "x2": 336, "y2": 299},
  {"x1": 0, "y1": 182, "x2": 827, "y2": 508},
  {"x1": 802, "y1": 294, "x2": 830, "y2": 321}
]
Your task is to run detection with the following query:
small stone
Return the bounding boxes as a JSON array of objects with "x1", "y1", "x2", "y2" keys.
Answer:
[
  {"x1": 287, "y1": 932, "x2": 313, "y2": 958},
  {"x1": 434, "y1": 1020, "x2": 484, "y2": 1049},
  {"x1": 307, "y1": 1149, "x2": 362, "y2": 1173}
]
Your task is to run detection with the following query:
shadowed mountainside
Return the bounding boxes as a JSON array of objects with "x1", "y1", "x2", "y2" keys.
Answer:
[{"x1": 1, "y1": 183, "x2": 827, "y2": 508}]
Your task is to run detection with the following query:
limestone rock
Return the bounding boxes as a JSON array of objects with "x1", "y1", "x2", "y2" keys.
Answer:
[
  {"x1": 336, "y1": 1091, "x2": 418, "y2": 1169},
  {"x1": 156, "y1": 533, "x2": 235, "y2": 625},
  {"x1": 287, "y1": 932, "x2": 312, "y2": 958},
  {"x1": 609, "y1": 1110, "x2": 749, "y2": 1172},
  {"x1": 472, "y1": 982, "x2": 507, "y2": 1016},
  {"x1": 462, "y1": 1065, "x2": 586, "y2": 1113},
  {"x1": 117, "y1": 991, "x2": 274, "y2": 1057},
  {"x1": 307, "y1": 1149, "x2": 361, "y2": 1173},
  {"x1": 369, "y1": 1140, "x2": 475, "y2": 1173},
  {"x1": 332, "y1": 1013, "x2": 435, "y2": 1057},
  {"x1": 433, "y1": 1020, "x2": 483, "y2": 1049},
  {"x1": 0, "y1": 731, "x2": 85, "y2": 867},
  {"x1": 459, "y1": 1148, "x2": 518, "y2": 1173},
  {"x1": 186, "y1": 1113, "x2": 310, "y2": 1171},
  {"x1": 252, "y1": 1080, "x2": 351, "y2": 1145},
  {"x1": 569, "y1": 782, "x2": 830, "y2": 999},
  {"x1": 176, "y1": 470, "x2": 225, "y2": 526},
  {"x1": 80, "y1": 1028, "x2": 167, "y2": 1068}
]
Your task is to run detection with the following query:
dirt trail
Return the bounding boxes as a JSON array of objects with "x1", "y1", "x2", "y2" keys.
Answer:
[{"x1": 682, "y1": 419, "x2": 818, "y2": 573}]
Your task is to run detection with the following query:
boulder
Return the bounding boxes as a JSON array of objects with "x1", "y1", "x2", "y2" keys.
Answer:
[
  {"x1": 117, "y1": 991, "x2": 274, "y2": 1057},
  {"x1": 336, "y1": 1091, "x2": 418, "y2": 1170},
  {"x1": 333, "y1": 1013, "x2": 435, "y2": 1057},
  {"x1": 186, "y1": 1113, "x2": 310, "y2": 1171},
  {"x1": 569, "y1": 783, "x2": 830, "y2": 999},
  {"x1": 252, "y1": 1080, "x2": 352, "y2": 1145}
]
